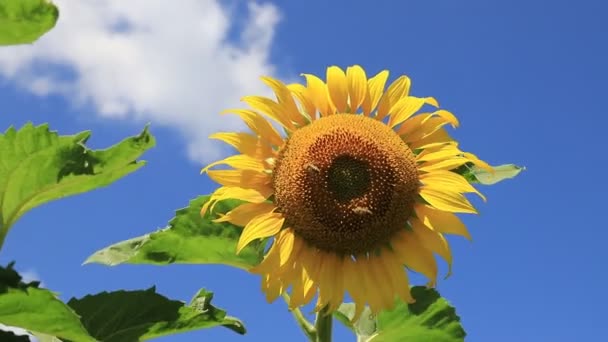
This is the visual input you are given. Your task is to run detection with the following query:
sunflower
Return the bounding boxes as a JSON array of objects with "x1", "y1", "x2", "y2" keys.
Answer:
[{"x1": 201, "y1": 65, "x2": 491, "y2": 320}]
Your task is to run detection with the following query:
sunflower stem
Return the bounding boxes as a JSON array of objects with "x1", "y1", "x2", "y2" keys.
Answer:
[
  {"x1": 282, "y1": 293, "x2": 317, "y2": 340},
  {"x1": 314, "y1": 307, "x2": 333, "y2": 342}
]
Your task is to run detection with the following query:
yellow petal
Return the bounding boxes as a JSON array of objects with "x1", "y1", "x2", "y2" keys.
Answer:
[
  {"x1": 328, "y1": 257, "x2": 345, "y2": 312},
  {"x1": 326, "y1": 66, "x2": 349, "y2": 113},
  {"x1": 277, "y1": 229, "x2": 302, "y2": 271},
  {"x1": 376, "y1": 251, "x2": 414, "y2": 304},
  {"x1": 367, "y1": 255, "x2": 398, "y2": 311},
  {"x1": 362, "y1": 70, "x2": 389, "y2": 116},
  {"x1": 434, "y1": 109, "x2": 459, "y2": 127},
  {"x1": 415, "y1": 141, "x2": 459, "y2": 152},
  {"x1": 299, "y1": 249, "x2": 323, "y2": 306},
  {"x1": 349, "y1": 255, "x2": 382, "y2": 313},
  {"x1": 261, "y1": 76, "x2": 307, "y2": 127},
  {"x1": 404, "y1": 117, "x2": 449, "y2": 144},
  {"x1": 415, "y1": 143, "x2": 461, "y2": 162},
  {"x1": 464, "y1": 152, "x2": 494, "y2": 173},
  {"x1": 414, "y1": 204, "x2": 472, "y2": 240},
  {"x1": 392, "y1": 230, "x2": 438, "y2": 286},
  {"x1": 388, "y1": 96, "x2": 429, "y2": 128},
  {"x1": 213, "y1": 201, "x2": 275, "y2": 227},
  {"x1": 346, "y1": 65, "x2": 367, "y2": 112},
  {"x1": 288, "y1": 266, "x2": 306, "y2": 308},
  {"x1": 376, "y1": 75, "x2": 411, "y2": 121},
  {"x1": 211, "y1": 186, "x2": 271, "y2": 203},
  {"x1": 425, "y1": 97, "x2": 439, "y2": 107},
  {"x1": 237, "y1": 212, "x2": 284, "y2": 254},
  {"x1": 201, "y1": 154, "x2": 266, "y2": 174},
  {"x1": 342, "y1": 257, "x2": 367, "y2": 322},
  {"x1": 302, "y1": 73, "x2": 335, "y2": 117},
  {"x1": 316, "y1": 253, "x2": 343, "y2": 312},
  {"x1": 221, "y1": 109, "x2": 284, "y2": 147},
  {"x1": 200, "y1": 186, "x2": 271, "y2": 217},
  {"x1": 242, "y1": 95, "x2": 296, "y2": 131},
  {"x1": 254, "y1": 232, "x2": 301, "y2": 289},
  {"x1": 421, "y1": 170, "x2": 486, "y2": 201},
  {"x1": 416, "y1": 147, "x2": 462, "y2": 163},
  {"x1": 419, "y1": 187, "x2": 478, "y2": 214},
  {"x1": 209, "y1": 132, "x2": 274, "y2": 159},
  {"x1": 410, "y1": 217, "x2": 453, "y2": 277},
  {"x1": 355, "y1": 255, "x2": 383, "y2": 313},
  {"x1": 288, "y1": 83, "x2": 317, "y2": 121},
  {"x1": 251, "y1": 228, "x2": 301, "y2": 277},
  {"x1": 207, "y1": 169, "x2": 270, "y2": 189},
  {"x1": 288, "y1": 254, "x2": 316, "y2": 309},
  {"x1": 262, "y1": 273, "x2": 283, "y2": 303},
  {"x1": 418, "y1": 157, "x2": 469, "y2": 173},
  {"x1": 408, "y1": 128, "x2": 454, "y2": 150},
  {"x1": 396, "y1": 113, "x2": 433, "y2": 136},
  {"x1": 289, "y1": 247, "x2": 322, "y2": 309},
  {"x1": 250, "y1": 235, "x2": 280, "y2": 274}
]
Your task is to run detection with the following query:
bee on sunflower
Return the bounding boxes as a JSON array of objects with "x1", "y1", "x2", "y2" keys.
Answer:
[{"x1": 201, "y1": 65, "x2": 492, "y2": 321}]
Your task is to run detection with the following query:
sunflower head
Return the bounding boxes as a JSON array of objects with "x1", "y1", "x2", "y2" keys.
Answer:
[
  {"x1": 273, "y1": 114, "x2": 420, "y2": 255},
  {"x1": 202, "y1": 65, "x2": 492, "y2": 319}
]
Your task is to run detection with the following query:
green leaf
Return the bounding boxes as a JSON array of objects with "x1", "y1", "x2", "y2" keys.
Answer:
[
  {"x1": 0, "y1": 263, "x2": 95, "y2": 342},
  {"x1": 458, "y1": 163, "x2": 524, "y2": 185},
  {"x1": 0, "y1": 123, "x2": 154, "y2": 249},
  {"x1": 85, "y1": 195, "x2": 266, "y2": 270},
  {"x1": 0, "y1": 0, "x2": 58, "y2": 45},
  {"x1": 67, "y1": 287, "x2": 245, "y2": 342},
  {"x1": 336, "y1": 287, "x2": 465, "y2": 342}
]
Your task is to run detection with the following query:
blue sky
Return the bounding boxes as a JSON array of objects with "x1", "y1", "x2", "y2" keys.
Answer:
[{"x1": 0, "y1": 0, "x2": 606, "y2": 341}]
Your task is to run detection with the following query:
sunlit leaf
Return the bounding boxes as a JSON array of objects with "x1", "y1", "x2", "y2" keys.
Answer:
[
  {"x1": 67, "y1": 287, "x2": 245, "y2": 342},
  {"x1": 30, "y1": 332, "x2": 63, "y2": 342},
  {"x1": 336, "y1": 287, "x2": 465, "y2": 342},
  {"x1": 334, "y1": 304, "x2": 376, "y2": 341},
  {"x1": 85, "y1": 195, "x2": 266, "y2": 270},
  {"x1": 0, "y1": 263, "x2": 94, "y2": 342},
  {"x1": 0, "y1": 123, "x2": 154, "y2": 248},
  {"x1": 462, "y1": 163, "x2": 525, "y2": 185},
  {"x1": 0, "y1": 0, "x2": 58, "y2": 45}
]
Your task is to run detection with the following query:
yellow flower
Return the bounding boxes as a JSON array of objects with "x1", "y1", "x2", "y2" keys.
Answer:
[{"x1": 201, "y1": 65, "x2": 492, "y2": 320}]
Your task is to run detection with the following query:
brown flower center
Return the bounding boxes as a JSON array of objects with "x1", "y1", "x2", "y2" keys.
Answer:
[{"x1": 272, "y1": 114, "x2": 419, "y2": 255}]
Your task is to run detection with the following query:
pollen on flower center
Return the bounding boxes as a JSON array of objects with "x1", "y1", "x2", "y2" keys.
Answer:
[{"x1": 272, "y1": 114, "x2": 420, "y2": 255}]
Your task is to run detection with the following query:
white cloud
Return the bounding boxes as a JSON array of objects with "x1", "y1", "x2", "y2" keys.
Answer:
[{"x1": 0, "y1": 0, "x2": 283, "y2": 163}]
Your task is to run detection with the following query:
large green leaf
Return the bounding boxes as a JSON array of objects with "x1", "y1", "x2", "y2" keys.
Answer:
[
  {"x1": 85, "y1": 196, "x2": 266, "y2": 270},
  {"x1": 336, "y1": 287, "x2": 465, "y2": 342},
  {"x1": 0, "y1": 0, "x2": 58, "y2": 45},
  {"x1": 0, "y1": 263, "x2": 95, "y2": 342},
  {"x1": 0, "y1": 123, "x2": 154, "y2": 248},
  {"x1": 67, "y1": 287, "x2": 245, "y2": 342}
]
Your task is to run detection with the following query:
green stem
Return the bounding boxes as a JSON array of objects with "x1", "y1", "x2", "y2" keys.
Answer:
[
  {"x1": 282, "y1": 293, "x2": 316, "y2": 340},
  {"x1": 314, "y1": 307, "x2": 333, "y2": 342}
]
